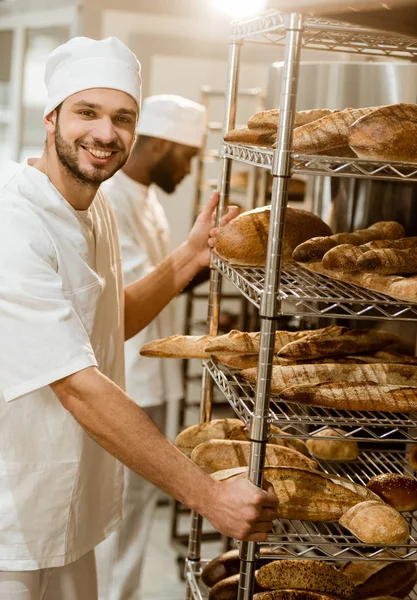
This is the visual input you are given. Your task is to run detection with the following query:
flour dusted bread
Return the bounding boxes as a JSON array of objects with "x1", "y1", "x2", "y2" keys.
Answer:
[
  {"x1": 339, "y1": 500, "x2": 409, "y2": 544},
  {"x1": 224, "y1": 126, "x2": 275, "y2": 146},
  {"x1": 339, "y1": 560, "x2": 417, "y2": 600},
  {"x1": 255, "y1": 560, "x2": 355, "y2": 599},
  {"x1": 205, "y1": 328, "x2": 314, "y2": 355},
  {"x1": 247, "y1": 108, "x2": 337, "y2": 130},
  {"x1": 191, "y1": 439, "x2": 317, "y2": 474},
  {"x1": 215, "y1": 206, "x2": 332, "y2": 266},
  {"x1": 348, "y1": 103, "x2": 417, "y2": 162},
  {"x1": 357, "y1": 248, "x2": 417, "y2": 274},
  {"x1": 306, "y1": 428, "x2": 359, "y2": 462},
  {"x1": 140, "y1": 334, "x2": 213, "y2": 359}
]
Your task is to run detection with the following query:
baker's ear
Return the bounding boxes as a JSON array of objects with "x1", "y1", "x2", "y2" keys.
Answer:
[
  {"x1": 153, "y1": 138, "x2": 172, "y2": 155},
  {"x1": 43, "y1": 109, "x2": 59, "y2": 134}
]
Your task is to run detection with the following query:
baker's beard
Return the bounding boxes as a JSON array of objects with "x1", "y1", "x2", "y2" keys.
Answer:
[
  {"x1": 54, "y1": 122, "x2": 129, "y2": 186},
  {"x1": 149, "y1": 148, "x2": 182, "y2": 194}
]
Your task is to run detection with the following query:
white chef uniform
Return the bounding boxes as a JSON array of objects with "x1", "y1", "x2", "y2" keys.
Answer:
[
  {"x1": 97, "y1": 170, "x2": 183, "y2": 600},
  {"x1": 0, "y1": 161, "x2": 125, "y2": 572}
]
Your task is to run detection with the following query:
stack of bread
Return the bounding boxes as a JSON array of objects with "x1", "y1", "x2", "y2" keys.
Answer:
[
  {"x1": 293, "y1": 221, "x2": 417, "y2": 303},
  {"x1": 224, "y1": 103, "x2": 417, "y2": 163}
]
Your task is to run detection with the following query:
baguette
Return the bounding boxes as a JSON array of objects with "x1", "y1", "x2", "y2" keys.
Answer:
[
  {"x1": 240, "y1": 363, "x2": 417, "y2": 394},
  {"x1": 348, "y1": 103, "x2": 417, "y2": 162},
  {"x1": 293, "y1": 222, "x2": 405, "y2": 263},
  {"x1": 190, "y1": 439, "x2": 317, "y2": 474},
  {"x1": 213, "y1": 466, "x2": 380, "y2": 521},
  {"x1": 204, "y1": 329, "x2": 312, "y2": 355},
  {"x1": 256, "y1": 560, "x2": 355, "y2": 599},
  {"x1": 357, "y1": 248, "x2": 417, "y2": 274},
  {"x1": 279, "y1": 381, "x2": 417, "y2": 413},
  {"x1": 247, "y1": 108, "x2": 337, "y2": 130},
  {"x1": 224, "y1": 126, "x2": 275, "y2": 146},
  {"x1": 277, "y1": 328, "x2": 398, "y2": 360},
  {"x1": 292, "y1": 107, "x2": 374, "y2": 155},
  {"x1": 140, "y1": 334, "x2": 213, "y2": 359},
  {"x1": 339, "y1": 500, "x2": 409, "y2": 544},
  {"x1": 306, "y1": 428, "x2": 359, "y2": 462},
  {"x1": 339, "y1": 560, "x2": 417, "y2": 600},
  {"x1": 201, "y1": 548, "x2": 286, "y2": 588},
  {"x1": 214, "y1": 205, "x2": 332, "y2": 266}
]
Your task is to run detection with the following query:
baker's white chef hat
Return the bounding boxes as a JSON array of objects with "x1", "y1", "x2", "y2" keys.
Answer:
[
  {"x1": 137, "y1": 95, "x2": 206, "y2": 148},
  {"x1": 43, "y1": 36, "x2": 141, "y2": 117}
]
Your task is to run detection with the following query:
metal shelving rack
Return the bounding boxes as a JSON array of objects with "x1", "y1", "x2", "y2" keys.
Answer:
[{"x1": 185, "y1": 9, "x2": 417, "y2": 600}]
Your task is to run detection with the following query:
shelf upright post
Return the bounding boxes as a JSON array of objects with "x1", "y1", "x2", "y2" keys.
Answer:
[
  {"x1": 185, "y1": 38, "x2": 242, "y2": 600},
  {"x1": 237, "y1": 13, "x2": 304, "y2": 600}
]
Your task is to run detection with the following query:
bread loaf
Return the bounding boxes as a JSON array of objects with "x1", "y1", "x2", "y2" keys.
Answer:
[
  {"x1": 348, "y1": 103, "x2": 417, "y2": 162},
  {"x1": 276, "y1": 328, "x2": 398, "y2": 360},
  {"x1": 306, "y1": 428, "x2": 359, "y2": 462},
  {"x1": 367, "y1": 236, "x2": 417, "y2": 250},
  {"x1": 357, "y1": 248, "x2": 417, "y2": 274},
  {"x1": 339, "y1": 560, "x2": 417, "y2": 600},
  {"x1": 339, "y1": 500, "x2": 409, "y2": 544},
  {"x1": 255, "y1": 560, "x2": 355, "y2": 599},
  {"x1": 212, "y1": 466, "x2": 379, "y2": 521},
  {"x1": 292, "y1": 107, "x2": 374, "y2": 156},
  {"x1": 366, "y1": 473, "x2": 417, "y2": 512},
  {"x1": 408, "y1": 445, "x2": 417, "y2": 470},
  {"x1": 247, "y1": 108, "x2": 337, "y2": 130},
  {"x1": 254, "y1": 592, "x2": 344, "y2": 600},
  {"x1": 214, "y1": 206, "x2": 332, "y2": 266},
  {"x1": 349, "y1": 351, "x2": 417, "y2": 365},
  {"x1": 224, "y1": 126, "x2": 275, "y2": 146},
  {"x1": 208, "y1": 573, "x2": 263, "y2": 600},
  {"x1": 240, "y1": 363, "x2": 417, "y2": 394},
  {"x1": 212, "y1": 353, "x2": 260, "y2": 369},
  {"x1": 322, "y1": 244, "x2": 369, "y2": 271},
  {"x1": 293, "y1": 222, "x2": 405, "y2": 263},
  {"x1": 201, "y1": 548, "x2": 286, "y2": 588},
  {"x1": 278, "y1": 381, "x2": 417, "y2": 413},
  {"x1": 204, "y1": 329, "x2": 313, "y2": 355},
  {"x1": 190, "y1": 439, "x2": 317, "y2": 474},
  {"x1": 140, "y1": 334, "x2": 213, "y2": 359}
]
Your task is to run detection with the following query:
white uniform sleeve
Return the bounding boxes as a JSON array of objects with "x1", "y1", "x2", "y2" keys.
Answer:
[{"x1": 0, "y1": 208, "x2": 98, "y2": 402}]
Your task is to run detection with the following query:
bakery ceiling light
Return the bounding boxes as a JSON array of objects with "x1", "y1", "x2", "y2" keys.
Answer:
[{"x1": 212, "y1": 0, "x2": 268, "y2": 19}]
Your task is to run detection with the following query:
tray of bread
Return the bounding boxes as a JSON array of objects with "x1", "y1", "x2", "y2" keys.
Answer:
[
  {"x1": 230, "y1": 10, "x2": 417, "y2": 58},
  {"x1": 222, "y1": 104, "x2": 417, "y2": 180}
]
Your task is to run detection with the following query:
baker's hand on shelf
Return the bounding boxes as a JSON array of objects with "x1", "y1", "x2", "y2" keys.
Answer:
[
  {"x1": 186, "y1": 190, "x2": 239, "y2": 268},
  {"x1": 203, "y1": 474, "x2": 278, "y2": 541}
]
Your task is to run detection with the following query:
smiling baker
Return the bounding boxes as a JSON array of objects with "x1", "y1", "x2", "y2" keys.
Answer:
[{"x1": 0, "y1": 36, "x2": 277, "y2": 600}]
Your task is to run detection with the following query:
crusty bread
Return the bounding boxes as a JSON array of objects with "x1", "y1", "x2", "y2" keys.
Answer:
[
  {"x1": 190, "y1": 439, "x2": 317, "y2": 474},
  {"x1": 208, "y1": 573, "x2": 263, "y2": 600},
  {"x1": 339, "y1": 500, "x2": 409, "y2": 544},
  {"x1": 322, "y1": 244, "x2": 369, "y2": 271},
  {"x1": 240, "y1": 363, "x2": 417, "y2": 394},
  {"x1": 255, "y1": 560, "x2": 355, "y2": 599},
  {"x1": 215, "y1": 206, "x2": 332, "y2": 266},
  {"x1": 366, "y1": 473, "x2": 417, "y2": 512},
  {"x1": 247, "y1": 108, "x2": 337, "y2": 130},
  {"x1": 276, "y1": 327, "x2": 398, "y2": 360},
  {"x1": 204, "y1": 329, "x2": 313, "y2": 355},
  {"x1": 254, "y1": 592, "x2": 343, "y2": 600},
  {"x1": 306, "y1": 428, "x2": 359, "y2": 462},
  {"x1": 140, "y1": 334, "x2": 213, "y2": 359},
  {"x1": 348, "y1": 103, "x2": 417, "y2": 162},
  {"x1": 212, "y1": 466, "x2": 379, "y2": 521},
  {"x1": 408, "y1": 445, "x2": 417, "y2": 470},
  {"x1": 293, "y1": 222, "x2": 405, "y2": 263},
  {"x1": 201, "y1": 548, "x2": 286, "y2": 588},
  {"x1": 279, "y1": 381, "x2": 417, "y2": 413},
  {"x1": 339, "y1": 560, "x2": 417, "y2": 600},
  {"x1": 292, "y1": 107, "x2": 374, "y2": 156},
  {"x1": 357, "y1": 248, "x2": 417, "y2": 274},
  {"x1": 224, "y1": 126, "x2": 275, "y2": 146}
]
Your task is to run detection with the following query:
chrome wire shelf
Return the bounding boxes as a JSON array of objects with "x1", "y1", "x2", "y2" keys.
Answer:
[
  {"x1": 204, "y1": 359, "x2": 417, "y2": 443},
  {"x1": 186, "y1": 560, "x2": 209, "y2": 600},
  {"x1": 222, "y1": 143, "x2": 417, "y2": 182},
  {"x1": 212, "y1": 257, "x2": 417, "y2": 321},
  {"x1": 231, "y1": 11, "x2": 417, "y2": 59}
]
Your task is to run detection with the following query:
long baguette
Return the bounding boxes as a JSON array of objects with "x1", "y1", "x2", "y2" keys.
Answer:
[
  {"x1": 190, "y1": 439, "x2": 317, "y2": 474},
  {"x1": 205, "y1": 328, "x2": 325, "y2": 355},
  {"x1": 293, "y1": 221, "x2": 405, "y2": 263},
  {"x1": 277, "y1": 328, "x2": 398, "y2": 360},
  {"x1": 240, "y1": 363, "x2": 417, "y2": 393},
  {"x1": 357, "y1": 248, "x2": 417, "y2": 274},
  {"x1": 247, "y1": 108, "x2": 337, "y2": 130},
  {"x1": 140, "y1": 334, "x2": 213, "y2": 358},
  {"x1": 224, "y1": 126, "x2": 275, "y2": 146},
  {"x1": 279, "y1": 381, "x2": 417, "y2": 413}
]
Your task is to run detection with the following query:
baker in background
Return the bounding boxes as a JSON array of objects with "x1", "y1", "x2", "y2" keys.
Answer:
[{"x1": 97, "y1": 95, "x2": 206, "y2": 600}]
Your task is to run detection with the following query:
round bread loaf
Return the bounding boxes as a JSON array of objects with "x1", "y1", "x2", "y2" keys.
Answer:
[
  {"x1": 339, "y1": 559, "x2": 416, "y2": 600},
  {"x1": 366, "y1": 473, "x2": 417, "y2": 512},
  {"x1": 215, "y1": 206, "x2": 332, "y2": 266},
  {"x1": 255, "y1": 560, "x2": 354, "y2": 599},
  {"x1": 208, "y1": 573, "x2": 263, "y2": 600},
  {"x1": 254, "y1": 592, "x2": 341, "y2": 600},
  {"x1": 306, "y1": 428, "x2": 359, "y2": 462},
  {"x1": 339, "y1": 500, "x2": 409, "y2": 544},
  {"x1": 408, "y1": 445, "x2": 417, "y2": 470}
]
